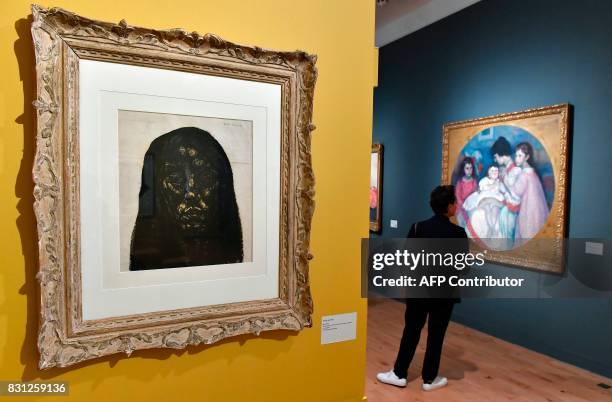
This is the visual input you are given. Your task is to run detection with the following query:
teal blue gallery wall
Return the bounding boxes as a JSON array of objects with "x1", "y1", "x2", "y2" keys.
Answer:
[{"x1": 372, "y1": 0, "x2": 612, "y2": 378}]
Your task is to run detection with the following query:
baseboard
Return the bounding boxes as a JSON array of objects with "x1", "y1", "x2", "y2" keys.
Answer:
[{"x1": 452, "y1": 313, "x2": 612, "y2": 379}]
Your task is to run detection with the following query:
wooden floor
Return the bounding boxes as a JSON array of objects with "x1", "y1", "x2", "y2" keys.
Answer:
[{"x1": 365, "y1": 297, "x2": 612, "y2": 402}]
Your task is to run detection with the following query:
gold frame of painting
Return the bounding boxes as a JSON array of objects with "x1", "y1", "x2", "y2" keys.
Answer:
[
  {"x1": 441, "y1": 104, "x2": 570, "y2": 274},
  {"x1": 31, "y1": 5, "x2": 317, "y2": 368}
]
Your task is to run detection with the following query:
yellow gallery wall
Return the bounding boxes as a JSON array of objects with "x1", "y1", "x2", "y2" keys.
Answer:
[{"x1": 0, "y1": 1, "x2": 375, "y2": 401}]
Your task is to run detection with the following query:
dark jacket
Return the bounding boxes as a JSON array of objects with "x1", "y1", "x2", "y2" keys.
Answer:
[
  {"x1": 407, "y1": 214, "x2": 468, "y2": 303},
  {"x1": 407, "y1": 214, "x2": 468, "y2": 239}
]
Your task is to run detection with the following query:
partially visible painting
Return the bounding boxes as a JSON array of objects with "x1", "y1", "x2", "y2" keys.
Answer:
[
  {"x1": 370, "y1": 143, "x2": 383, "y2": 232},
  {"x1": 442, "y1": 104, "x2": 570, "y2": 273}
]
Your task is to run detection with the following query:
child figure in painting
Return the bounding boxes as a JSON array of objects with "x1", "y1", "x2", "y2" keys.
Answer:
[
  {"x1": 463, "y1": 166, "x2": 506, "y2": 208},
  {"x1": 463, "y1": 165, "x2": 507, "y2": 239},
  {"x1": 454, "y1": 157, "x2": 477, "y2": 227}
]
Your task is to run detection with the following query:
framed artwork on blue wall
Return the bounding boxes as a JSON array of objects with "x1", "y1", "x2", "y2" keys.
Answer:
[
  {"x1": 370, "y1": 143, "x2": 383, "y2": 232},
  {"x1": 442, "y1": 104, "x2": 570, "y2": 273}
]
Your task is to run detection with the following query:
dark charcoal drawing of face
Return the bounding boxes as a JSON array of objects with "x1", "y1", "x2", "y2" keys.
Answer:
[{"x1": 129, "y1": 127, "x2": 243, "y2": 270}]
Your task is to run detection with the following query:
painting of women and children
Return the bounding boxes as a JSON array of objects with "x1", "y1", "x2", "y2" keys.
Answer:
[{"x1": 452, "y1": 125, "x2": 555, "y2": 251}]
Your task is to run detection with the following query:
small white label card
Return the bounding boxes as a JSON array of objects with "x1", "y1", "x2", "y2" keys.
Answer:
[
  {"x1": 321, "y1": 312, "x2": 357, "y2": 345},
  {"x1": 585, "y1": 241, "x2": 604, "y2": 256}
]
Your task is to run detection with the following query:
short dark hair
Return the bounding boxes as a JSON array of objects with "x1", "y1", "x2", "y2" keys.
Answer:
[
  {"x1": 491, "y1": 136, "x2": 512, "y2": 157},
  {"x1": 459, "y1": 156, "x2": 474, "y2": 178},
  {"x1": 430, "y1": 185, "x2": 456, "y2": 215}
]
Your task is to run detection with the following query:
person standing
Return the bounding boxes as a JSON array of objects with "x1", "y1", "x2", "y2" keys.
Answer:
[{"x1": 376, "y1": 185, "x2": 467, "y2": 392}]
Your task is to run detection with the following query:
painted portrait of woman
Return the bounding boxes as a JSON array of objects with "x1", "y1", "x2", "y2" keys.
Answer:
[
  {"x1": 511, "y1": 142, "x2": 550, "y2": 245},
  {"x1": 129, "y1": 127, "x2": 244, "y2": 270}
]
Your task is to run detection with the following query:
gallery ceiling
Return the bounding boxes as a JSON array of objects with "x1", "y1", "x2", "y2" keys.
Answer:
[{"x1": 375, "y1": 0, "x2": 481, "y2": 47}]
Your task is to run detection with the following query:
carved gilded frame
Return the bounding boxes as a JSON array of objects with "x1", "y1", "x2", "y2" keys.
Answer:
[
  {"x1": 442, "y1": 104, "x2": 570, "y2": 274},
  {"x1": 31, "y1": 5, "x2": 317, "y2": 369}
]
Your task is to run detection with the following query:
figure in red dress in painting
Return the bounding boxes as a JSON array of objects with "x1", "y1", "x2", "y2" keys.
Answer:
[{"x1": 454, "y1": 157, "x2": 477, "y2": 228}]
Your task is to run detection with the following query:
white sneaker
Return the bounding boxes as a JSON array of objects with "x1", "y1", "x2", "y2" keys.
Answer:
[
  {"x1": 376, "y1": 369, "x2": 407, "y2": 387},
  {"x1": 422, "y1": 376, "x2": 448, "y2": 391}
]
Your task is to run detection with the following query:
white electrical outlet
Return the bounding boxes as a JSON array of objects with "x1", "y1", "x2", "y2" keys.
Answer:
[{"x1": 390, "y1": 220, "x2": 398, "y2": 228}]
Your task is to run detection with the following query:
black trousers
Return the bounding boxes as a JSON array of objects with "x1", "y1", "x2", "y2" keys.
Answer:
[{"x1": 393, "y1": 299, "x2": 454, "y2": 383}]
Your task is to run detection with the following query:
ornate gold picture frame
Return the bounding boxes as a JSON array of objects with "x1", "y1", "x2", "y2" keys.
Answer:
[
  {"x1": 442, "y1": 104, "x2": 570, "y2": 273},
  {"x1": 31, "y1": 5, "x2": 317, "y2": 369}
]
